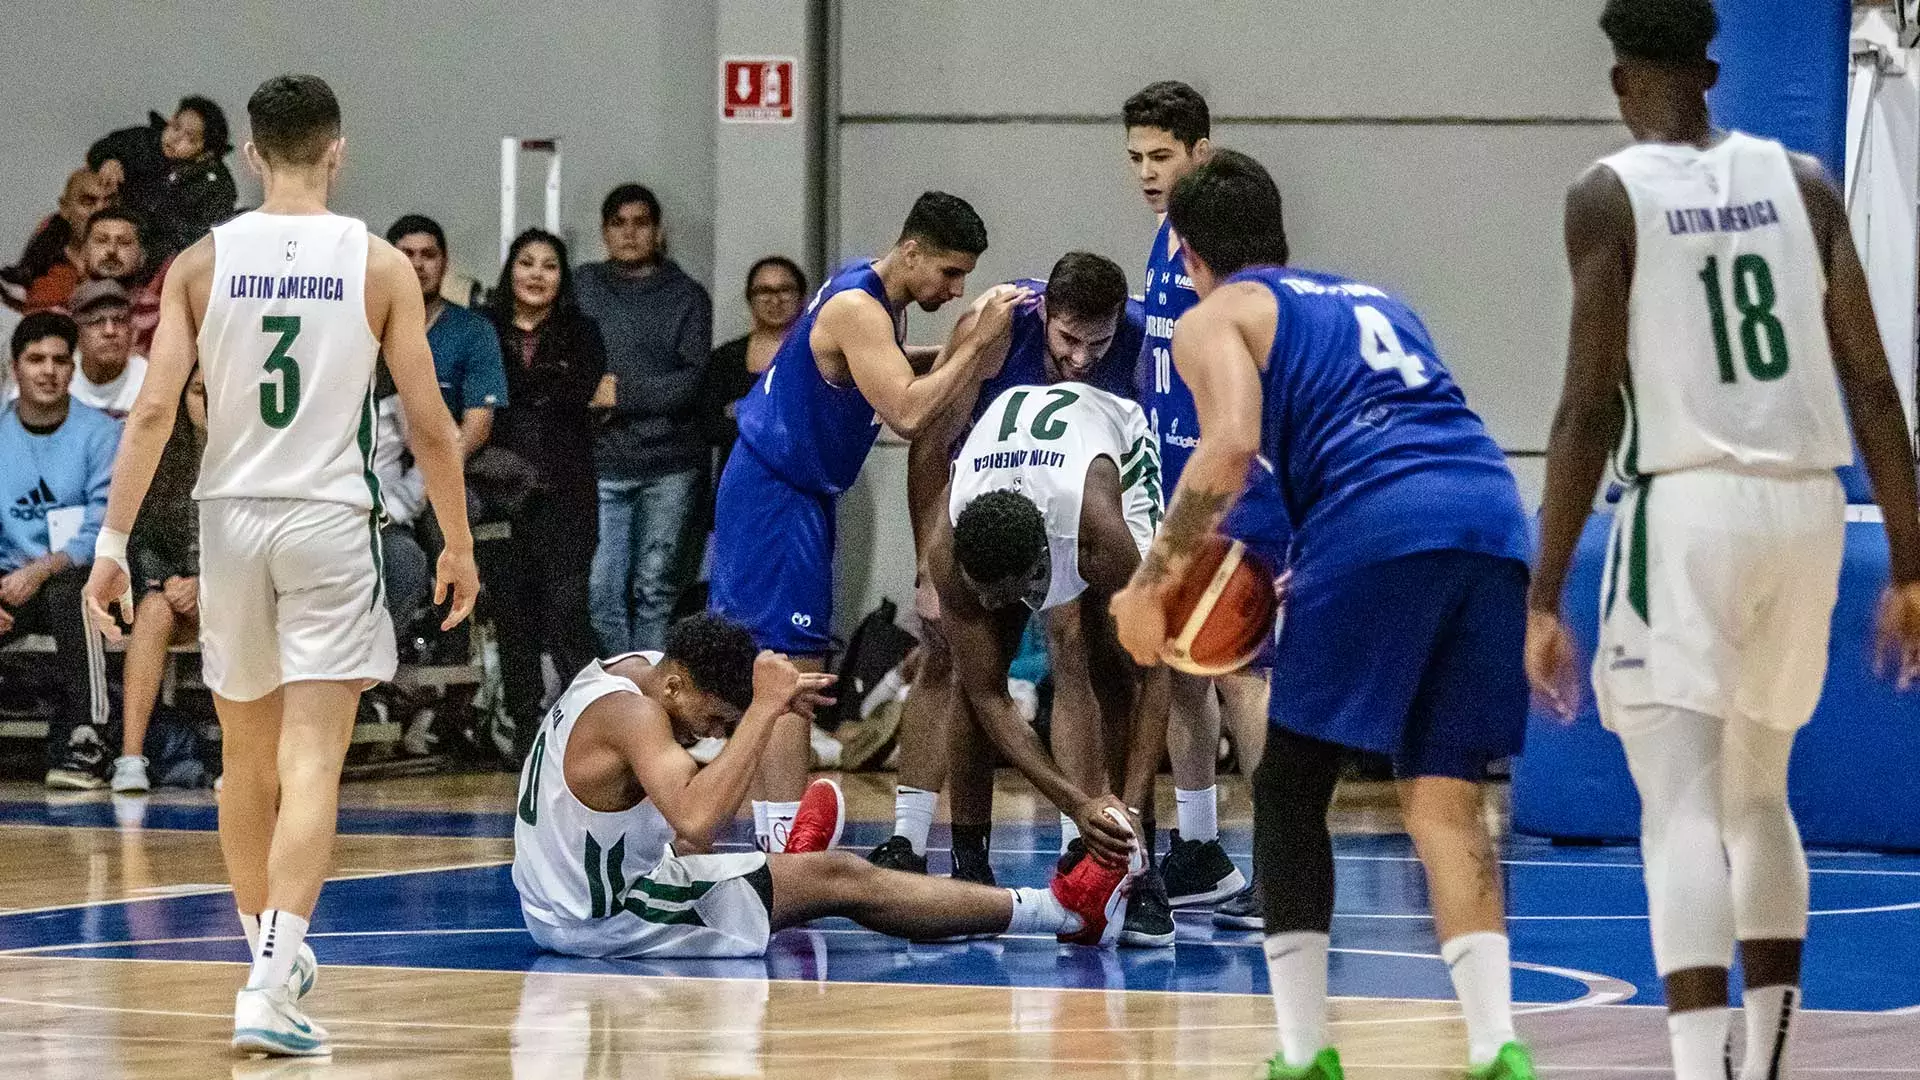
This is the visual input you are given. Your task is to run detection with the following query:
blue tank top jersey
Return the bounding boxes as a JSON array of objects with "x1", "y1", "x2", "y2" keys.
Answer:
[
  {"x1": 971, "y1": 278, "x2": 1144, "y2": 427},
  {"x1": 1233, "y1": 265, "x2": 1528, "y2": 584},
  {"x1": 735, "y1": 260, "x2": 901, "y2": 496},
  {"x1": 1138, "y1": 217, "x2": 1202, "y2": 487}
]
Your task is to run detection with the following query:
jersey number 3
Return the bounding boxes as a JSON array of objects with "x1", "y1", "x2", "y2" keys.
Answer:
[{"x1": 258, "y1": 315, "x2": 304, "y2": 429}]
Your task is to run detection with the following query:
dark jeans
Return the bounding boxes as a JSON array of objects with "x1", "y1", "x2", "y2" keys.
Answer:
[
  {"x1": 380, "y1": 521, "x2": 431, "y2": 640},
  {"x1": 0, "y1": 564, "x2": 107, "y2": 768},
  {"x1": 589, "y1": 467, "x2": 701, "y2": 654},
  {"x1": 494, "y1": 491, "x2": 599, "y2": 757}
]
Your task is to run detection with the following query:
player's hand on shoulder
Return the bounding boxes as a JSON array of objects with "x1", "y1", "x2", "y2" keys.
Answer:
[
  {"x1": 1523, "y1": 609, "x2": 1580, "y2": 721},
  {"x1": 1872, "y1": 581, "x2": 1920, "y2": 691},
  {"x1": 971, "y1": 285, "x2": 1032, "y2": 342},
  {"x1": 433, "y1": 546, "x2": 480, "y2": 631}
]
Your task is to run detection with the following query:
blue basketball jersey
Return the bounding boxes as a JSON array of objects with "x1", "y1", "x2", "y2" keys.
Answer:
[
  {"x1": 971, "y1": 278, "x2": 1144, "y2": 426},
  {"x1": 735, "y1": 260, "x2": 901, "y2": 496},
  {"x1": 1233, "y1": 266, "x2": 1528, "y2": 584},
  {"x1": 1138, "y1": 217, "x2": 1202, "y2": 486}
]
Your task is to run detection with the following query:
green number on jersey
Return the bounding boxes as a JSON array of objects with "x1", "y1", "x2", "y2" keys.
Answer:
[
  {"x1": 995, "y1": 387, "x2": 1080, "y2": 441},
  {"x1": 996, "y1": 390, "x2": 1031, "y2": 441},
  {"x1": 516, "y1": 730, "x2": 548, "y2": 826},
  {"x1": 1699, "y1": 255, "x2": 1789, "y2": 383},
  {"x1": 258, "y1": 315, "x2": 303, "y2": 428}
]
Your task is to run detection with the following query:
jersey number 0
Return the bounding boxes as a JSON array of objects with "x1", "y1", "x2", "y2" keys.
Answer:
[{"x1": 259, "y1": 315, "x2": 304, "y2": 429}]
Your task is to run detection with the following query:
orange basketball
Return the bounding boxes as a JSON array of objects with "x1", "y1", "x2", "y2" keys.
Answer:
[{"x1": 1160, "y1": 536, "x2": 1279, "y2": 676}]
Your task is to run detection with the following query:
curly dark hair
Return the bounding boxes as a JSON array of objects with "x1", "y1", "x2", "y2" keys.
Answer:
[
  {"x1": 663, "y1": 614, "x2": 758, "y2": 712},
  {"x1": 1600, "y1": 0, "x2": 1718, "y2": 64},
  {"x1": 1123, "y1": 81, "x2": 1210, "y2": 148},
  {"x1": 952, "y1": 489, "x2": 1048, "y2": 591}
]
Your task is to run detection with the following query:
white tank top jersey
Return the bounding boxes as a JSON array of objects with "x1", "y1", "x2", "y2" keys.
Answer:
[
  {"x1": 194, "y1": 211, "x2": 383, "y2": 507},
  {"x1": 949, "y1": 382, "x2": 1161, "y2": 611},
  {"x1": 513, "y1": 652, "x2": 679, "y2": 931},
  {"x1": 1599, "y1": 132, "x2": 1850, "y2": 479}
]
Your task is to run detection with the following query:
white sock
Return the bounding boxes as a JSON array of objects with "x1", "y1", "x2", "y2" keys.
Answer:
[
  {"x1": 765, "y1": 800, "x2": 800, "y2": 854},
  {"x1": 1740, "y1": 985, "x2": 1796, "y2": 1080},
  {"x1": 893, "y1": 786, "x2": 937, "y2": 856},
  {"x1": 238, "y1": 911, "x2": 262, "y2": 958},
  {"x1": 1668, "y1": 1007, "x2": 1732, "y2": 1080},
  {"x1": 245, "y1": 909, "x2": 309, "y2": 991},
  {"x1": 1441, "y1": 932, "x2": 1517, "y2": 1066},
  {"x1": 1005, "y1": 887, "x2": 1076, "y2": 935},
  {"x1": 1264, "y1": 931, "x2": 1331, "y2": 1067},
  {"x1": 1060, "y1": 814, "x2": 1080, "y2": 853},
  {"x1": 1175, "y1": 785, "x2": 1220, "y2": 843},
  {"x1": 752, "y1": 800, "x2": 770, "y2": 851}
]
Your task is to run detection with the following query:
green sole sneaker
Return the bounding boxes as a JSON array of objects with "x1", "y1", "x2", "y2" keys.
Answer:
[
  {"x1": 1467, "y1": 1041, "x2": 1537, "y2": 1080},
  {"x1": 1264, "y1": 1046, "x2": 1343, "y2": 1079}
]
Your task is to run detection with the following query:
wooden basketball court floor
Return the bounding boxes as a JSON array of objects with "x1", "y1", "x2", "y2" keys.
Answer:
[{"x1": 0, "y1": 772, "x2": 1914, "y2": 1078}]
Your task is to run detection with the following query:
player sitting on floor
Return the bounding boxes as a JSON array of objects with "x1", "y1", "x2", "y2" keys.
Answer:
[{"x1": 511, "y1": 613, "x2": 1139, "y2": 958}]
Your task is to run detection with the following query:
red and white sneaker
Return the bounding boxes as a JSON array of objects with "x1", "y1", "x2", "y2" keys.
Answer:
[
  {"x1": 1052, "y1": 809, "x2": 1141, "y2": 946},
  {"x1": 783, "y1": 778, "x2": 846, "y2": 854}
]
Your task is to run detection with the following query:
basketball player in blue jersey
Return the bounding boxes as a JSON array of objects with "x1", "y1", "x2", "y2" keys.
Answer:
[
  {"x1": 1124, "y1": 81, "x2": 1275, "y2": 922},
  {"x1": 872, "y1": 252, "x2": 1142, "y2": 872},
  {"x1": 1112, "y1": 151, "x2": 1536, "y2": 1079},
  {"x1": 710, "y1": 191, "x2": 1028, "y2": 854}
]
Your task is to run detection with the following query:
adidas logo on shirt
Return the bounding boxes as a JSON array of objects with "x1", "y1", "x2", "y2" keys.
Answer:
[{"x1": 8, "y1": 478, "x2": 57, "y2": 522}]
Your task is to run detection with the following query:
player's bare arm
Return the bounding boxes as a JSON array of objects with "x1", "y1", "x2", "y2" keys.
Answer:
[
  {"x1": 928, "y1": 522, "x2": 1135, "y2": 864},
  {"x1": 905, "y1": 309, "x2": 994, "y2": 557},
  {"x1": 84, "y1": 237, "x2": 213, "y2": 638},
  {"x1": 1791, "y1": 153, "x2": 1920, "y2": 684},
  {"x1": 1526, "y1": 165, "x2": 1634, "y2": 715},
  {"x1": 369, "y1": 237, "x2": 478, "y2": 630},
  {"x1": 828, "y1": 285, "x2": 1027, "y2": 439},
  {"x1": 1111, "y1": 285, "x2": 1269, "y2": 665}
]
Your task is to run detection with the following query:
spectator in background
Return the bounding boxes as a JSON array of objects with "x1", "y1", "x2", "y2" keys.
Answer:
[
  {"x1": 73, "y1": 209, "x2": 162, "y2": 351},
  {"x1": 386, "y1": 215, "x2": 507, "y2": 458},
  {"x1": 68, "y1": 281, "x2": 147, "y2": 417},
  {"x1": 576, "y1": 184, "x2": 712, "y2": 655},
  {"x1": 367, "y1": 364, "x2": 432, "y2": 643},
  {"x1": 3, "y1": 168, "x2": 111, "y2": 313},
  {"x1": 489, "y1": 229, "x2": 606, "y2": 764},
  {"x1": 88, "y1": 97, "x2": 237, "y2": 260},
  {"x1": 114, "y1": 366, "x2": 206, "y2": 793},
  {"x1": 0, "y1": 313, "x2": 119, "y2": 789}
]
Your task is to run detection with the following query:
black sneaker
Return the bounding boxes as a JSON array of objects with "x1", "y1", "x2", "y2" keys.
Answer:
[
  {"x1": 867, "y1": 834, "x2": 928, "y2": 874},
  {"x1": 1212, "y1": 876, "x2": 1265, "y2": 931},
  {"x1": 1120, "y1": 865, "x2": 1176, "y2": 948},
  {"x1": 45, "y1": 725, "x2": 108, "y2": 790},
  {"x1": 1161, "y1": 830, "x2": 1246, "y2": 907},
  {"x1": 951, "y1": 844, "x2": 996, "y2": 886}
]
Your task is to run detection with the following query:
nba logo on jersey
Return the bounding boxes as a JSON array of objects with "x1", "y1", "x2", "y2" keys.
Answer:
[{"x1": 284, "y1": 239, "x2": 298, "y2": 261}]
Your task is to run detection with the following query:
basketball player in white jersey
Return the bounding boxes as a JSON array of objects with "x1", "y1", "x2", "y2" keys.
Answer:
[
  {"x1": 513, "y1": 614, "x2": 1136, "y2": 957},
  {"x1": 1529, "y1": 4, "x2": 1920, "y2": 1078},
  {"x1": 83, "y1": 75, "x2": 479, "y2": 1057},
  {"x1": 927, "y1": 381, "x2": 1169, "y2": 917}
]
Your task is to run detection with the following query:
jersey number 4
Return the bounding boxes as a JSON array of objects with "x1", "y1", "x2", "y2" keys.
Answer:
[
  {"x1": 997, "y1": 387, "x2": 1080, "y2": 441},
  {"x1": 258, "y1": 315, "x2": 304, "y2": 429},
  {"x1": 1700, "y1": 255, "x2": 1789, "y2": 383},
  {"x1": 1355, "y1": 306, "x2": 1429, "y2": 388}
]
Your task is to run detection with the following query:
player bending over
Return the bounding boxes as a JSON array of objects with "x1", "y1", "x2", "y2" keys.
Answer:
[
  {"x1": 1111, "y1": 150, "x2": 1535, "y2": 1079},
  {"x1": 512, "y1": 614, "x2": 1135, "y2": 959},
  {"x1": 922, "y1": 380, "x2": 1172, "y2": 944}
]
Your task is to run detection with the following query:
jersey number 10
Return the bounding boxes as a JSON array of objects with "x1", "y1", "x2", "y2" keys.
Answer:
[
  {"x1": 259, "y1": 315, "x2": 304, "y2": 429},
  {"x1": 1699, "y1": 254, "x2": 1789, "y2": 384}
]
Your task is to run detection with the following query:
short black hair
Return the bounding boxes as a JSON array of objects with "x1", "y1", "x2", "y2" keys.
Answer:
[
  {"x1": 1045, "y1": 252, "x2": 1128, "y2": 323},
  {"x1": 1600, "y1": 0, "x2": 1718, "y2": 65},
  {"x1": 899, "y1": 191, "x2": 988, "y2": 257},
  {"x1": 953, "y1": 490, "x2": 1048, "y2": 591},
  {"x1": 247, "y1": 75, "x2": 342, "y2": 165},
  {"x1": 1167, "y1": 149, "x2": 1290, "y2": 279},
  {"x1": 12, "y1": 311, "x2": 79, "y2": 362},
  {"x1": 663, "y1": 614, "x2": 759, "y2": 712},
  {"x1": 386, "y1": 213, "x2": 448, "y2": 253},
  {"x1": 85, "y1": 206, "x2": 145, "y2": 244},
  {"x1": 1123, "y1": 81, "x2": 1210, "y2": 148},
  {"x1": 746, "y1": 254, "x2": 808, "y2": 300},
  {"x1": 177, "y1": 95, "x2": 232, "y2": 158},
  {"x1": 602, "y1": 183, "x2": 661, "y2": 226}
]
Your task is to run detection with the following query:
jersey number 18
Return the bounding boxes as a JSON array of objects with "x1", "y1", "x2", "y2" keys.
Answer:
[{"x1": 1699, "y1": 254, "x2": 1790, "y2": 384}]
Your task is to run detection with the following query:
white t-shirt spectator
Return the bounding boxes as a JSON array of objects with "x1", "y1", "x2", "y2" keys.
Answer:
[
  {"x1": 371, "y1": 389, "x2": 427, "y2": 526},
  {"x1": 70, "y1": 352, "x2": 147, "y2": 417}
]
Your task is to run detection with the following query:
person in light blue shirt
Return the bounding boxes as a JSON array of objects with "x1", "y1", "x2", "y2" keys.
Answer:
[{"x1": 0, "y1": 311, "x2": 121, "y2": 789}]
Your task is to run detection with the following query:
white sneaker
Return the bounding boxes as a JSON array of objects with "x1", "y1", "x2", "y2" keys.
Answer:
[
  {"x1": 289, "y1": 944, "x2": 317, "y2": 1000},
  {"x1": 110, "y1": 755, "x2": 150, "y2": 793},
  {"x1": 232, "y1": 985, "x2": 329, "y2": 1057},
  {"x1": 401, "y1": 708, "x2": 437, "y2": 757}
]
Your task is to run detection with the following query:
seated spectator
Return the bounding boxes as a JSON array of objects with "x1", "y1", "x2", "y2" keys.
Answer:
[
  {"x1": 0, "y1": 313, "x2": 120, "y2": 789},
  {"x1": 577, "y1": 184, "x2": 712, "y2": 655},
  {"x1": 68, "y1": 281, "x2": 147, "y2": 417},
  {"x1": 489, "y1": 229, "x2": 606, "y2": 764},
  {"x1": 63, "y1": 209, "x2": 162, "y2": 353},
  {"x1": 367, "y1": 363, "x2": 432, "y2": 641},
  {"x1": 116, "y1": 367, "x2": 206, "y2": 793},
  {"x1": 385, "y1": 214, "x2": 508, "y2": 471},
  {"x1": 88, "y1": 97, "x2": 237, "y2": 260},
  {"x1": 2, "y1": 168, "x2": 111, "y2": 313}
]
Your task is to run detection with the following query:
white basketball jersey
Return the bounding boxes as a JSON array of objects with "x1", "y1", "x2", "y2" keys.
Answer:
[
  {"x1": 195, "y1": 211, "x2": 382, "y2": 507},
  {"x1": 1600, "y1": 132, "x2": 1850, "y2": 478},
  {"x1": 949, "y1": 383, "x2": 1160, "y2": 611},
  {"x1": 513, "y1": 653, "x2": 679, "y2": 931}
]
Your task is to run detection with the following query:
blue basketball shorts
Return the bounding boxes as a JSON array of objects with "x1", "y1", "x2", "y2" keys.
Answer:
[{"x1": 707, "y1": 445, "x2": 836, "y2": 656}]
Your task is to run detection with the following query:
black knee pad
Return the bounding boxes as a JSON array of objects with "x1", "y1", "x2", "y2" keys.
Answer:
[{"x1": 1252, "y1": 727, "x2": 1344, "y2": 934}]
